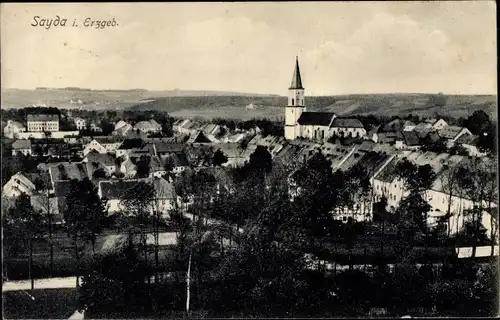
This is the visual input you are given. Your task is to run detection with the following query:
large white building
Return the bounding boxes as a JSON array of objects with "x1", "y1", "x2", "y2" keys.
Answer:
[
  {"x1": 27, "y1": 114, "x2": 59, "y2": 132},
  {"x1": 284, "y1": 57, "x2": 366, "y2": 142}
]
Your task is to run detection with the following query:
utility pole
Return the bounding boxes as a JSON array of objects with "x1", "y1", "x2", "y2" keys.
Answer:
[{"x1": 185, "y1": 252, "x2": 192, "y2": 313}]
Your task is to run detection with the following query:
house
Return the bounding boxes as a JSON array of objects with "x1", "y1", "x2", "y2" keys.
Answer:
[
  {"x1": 331, "y1": 151, "x2": 394, "y2": 222},
  {"x1": 394, "y1": 131, "x2": 421, "y2": 150},
  {"x1": 134, "y1": 119, "x2": 162, "y2": 134},
  {"x1": 89, "y1": 122, "x2": 103, "y2": 133},
  {"x1": 97, "y1": 179, "x2": 148, "y2": 214},
  {"x1": 74, "y1": 117, "x2": 87, "y2": 130},
  {"x1": 163, "y1": 152, "x2": 190, "y2": 174},
  {"x1": 83, "y1": 151, "x2": 117, "y2": 176},
  {"x1": 455, "y1": 134, "x2": 487, "y2": 157},
  {"x1": 152, "y1": 177, "x2": 178, "y2": 215},
  {"x1": 128, "y1": 143, "x2": 155, "y2": 158},
  {"x1": 329, "y1": 118, "x2": 366, "y2": 138},
  {"x1": 187, "y1": 131, "x2": 212, "y2": 144},
  {"x1": 201, "y1": 124, "x2": 223, "y2": 142},
  {"x1": 83, "y1": 136, "x2": 124, "y2": 156},
  {"x1": 116, "y1": 138, "x2": 148, "y2": 158},
  {"x1": 11, "y1": 139, "x2": 32, "y2": 156},
  {"x1": 176, "y1": 120, "x2": 205, "y2": 136},
  {"x1": 2, "y1": 172, "x2": 37, "y2": 198},
  {"x1": 49, "y1": 162, "x2": 89, "y2": 185},
  {"x1": 424, "y1": 118, "x2": 448, "y2": 130},
  {"x1": 119, "y1": 157, "x2": 138, "y2": 178},
  {"x1": 221, "y1": 132, "x2": 248, "y2": 143},
  {"x1": 4, "y1": 120, "x2": 26, "y2": 138},
  {"x1": 153, "y1": 142, "x2": 185, "y2": 158},
  {"x1": 403, "y1": 120, "x2": 416, "y2": 132},
  {"x1": 212, "y1": 143, "x2": 257, "y2": 167},
  {"x1": 30, "y1": 193, "x2": 64, "y2": 224},
  {"x1": 149, "y1": 156, "x2": 168, "y2": 178},
  {"x1": 437, "y1": 126, "x2": 473, "y2": 148},
  {"x1": 372, "y1": 152, "x2": 497, "y2": 238},
  {"x1": 172, "y1": 119, "x2": 186, "y2": 132},
  {"x1": 113, "y1": 120, "x2": 133, "y2": 136},
  {"x1": 27, "y1": 114, "x2": 60, "y2": 132}
]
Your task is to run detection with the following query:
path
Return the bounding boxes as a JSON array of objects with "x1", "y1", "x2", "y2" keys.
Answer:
[{"x1": 2, "y1": 276, "x2": 83, "y2": 292}]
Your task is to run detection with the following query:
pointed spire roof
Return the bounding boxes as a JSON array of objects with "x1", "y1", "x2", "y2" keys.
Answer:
[{"x1": 289, "y1": 56, "x2": 304, "y2": 90}]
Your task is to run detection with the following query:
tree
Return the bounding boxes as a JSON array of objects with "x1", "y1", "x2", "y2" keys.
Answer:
[
  {"x1": 212, "y1": 149, "x2": 228, "y2": 167},
  {"x1": 92, "y1": 167, "x2": 107, "y2": 179},
  {"x1": 78, "y1": 237, "x2": 148, "y2": 316},
  {"x1": 65, "y1": 178, "x2": 108, "y2": 286},
  {"x1": 455, "y1": 158, "x2": 490, "y2": 257},
  {"x1": 439, "y1": 162, "x2": 461, "y2": 237},
  {"x1": 4, "y1": 194, "x2": 44, "y2": 290},
  {"x1": 427, "y1": 92, "x2": 448, "y2": 107},
  {"x1": 246, "y1": 146, "x2": 273, "y2": 175},
  {"x1": 135, "y1": 155, "x2": 151, "y2": 178},
  {"x1": 122, "y1": 181, "x2": 155, "y2": 272},
  {"x1": 395, "y1": 160, "x2": 436, "y2": 252}
]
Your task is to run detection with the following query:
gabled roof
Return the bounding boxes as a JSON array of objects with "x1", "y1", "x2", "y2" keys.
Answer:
[
  {"x1": 134, "y1": 119, "x2": 161, "y2": 130},
  {"x1": 403, "y1": 120, "x2": 416, "y2": 127},
  {"x1": 85, "y1": 151, "x2": 115, "y2": 167},
  {"x1": 437, "y1": 126, "x2": 469, "y2": 140},
  {"x1": 396, "y1": 131, "x2": 420, "y2": 146},
  {"x1": 99, "y1": 179, "x2": 148, "y2": 199},
  {"x1": 6, "y1": 120, "x2": 25, "y2": 129},
  {"x1": 12, "y1": 139, "x2": 31, "y2": 149},
  {"x1": 167, "y1": 152, "x2": 189, "y2": 167},
  {"x1": 455, "y1": 134, "x2": 480, "y2": 145},
  {"x1": 115, "y1": 120, "x2": 129, "y2": 130},
  {"x1": 297, "y1": 112, "x2": 336, "y2": 126},
  {"x1": 154, "y1": 142, "x2": 185, "y2": 154},
  {"x1": 27, "y1": 114, "x2": 59, "y2": 122},
  {"x1": 330, "y1": 117, "x2": 365, "y2": 129},
  {"x1": 93, "y1": 136, "x2": 124, "y2": 145},
  {"x1": 118, "y1": 138, "x2": 145, "y2": 150},
  {"x1": 4, "y1": 172, "x2": 36, "y2": 192},
  {"x1": 358, "y1": 140, "x2": 376, "y2": 153},
  {"x1": 187, "y1": 131, "x2": 212, "y2": 144},
  {"x1": 49, "y1": 162, "x2": 89, "y2": 181},
  {"x1": 289, "y1": 56, "x2": 304, "y2": 90}
]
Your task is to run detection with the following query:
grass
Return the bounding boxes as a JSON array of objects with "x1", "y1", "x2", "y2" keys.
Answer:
[{"x1": 2, "y1": 288, "x2": 78, "y2": 319}]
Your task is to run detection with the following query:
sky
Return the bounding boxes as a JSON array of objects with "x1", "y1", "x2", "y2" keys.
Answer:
[{"x1": 1, "y1": 2, "x2": 497, "y2": 95}]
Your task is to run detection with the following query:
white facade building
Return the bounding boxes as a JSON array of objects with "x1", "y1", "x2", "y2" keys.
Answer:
[{"x1": 27, "y1": 114, "x2": 60, "y2": 132}]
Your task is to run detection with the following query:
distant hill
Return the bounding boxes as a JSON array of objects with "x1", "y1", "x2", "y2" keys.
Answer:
[
  {"x1": 0, "y1": 88, "x2": 277, "y2": 110},
  {"x1": 1, "y1": 88, "x2": 495, "y2": 121},
  {"x1": 127, "y1": 94, "x2": 496, "y2": 121}
]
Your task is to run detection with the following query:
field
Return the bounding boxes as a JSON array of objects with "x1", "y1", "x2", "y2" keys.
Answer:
[
  {"x1": 142, "y1": 94, "x2": 496, "y2": 120},
  {"x1": 1, "y1": 88, "x2": 496, "y2": 120},
  {"x1": 0, "y1": 88, "x2": 276, "y2": 110}
]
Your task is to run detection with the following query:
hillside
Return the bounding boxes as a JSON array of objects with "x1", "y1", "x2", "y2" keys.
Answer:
[
  {"x1": 128, "y1": 94, "x2": 496, "y2": 120},
  {"x1": 0, "y1": 88, "x2": 276, "y2": 110}
]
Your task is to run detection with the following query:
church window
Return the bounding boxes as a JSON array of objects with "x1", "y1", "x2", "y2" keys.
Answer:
[{"x1": 292, "y1": 99, "x2": 294, "y2": 106}]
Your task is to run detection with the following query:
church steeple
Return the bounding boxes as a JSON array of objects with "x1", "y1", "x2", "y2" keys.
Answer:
[{"x1": 289, "y1": 56, "x2": 304, "y2": 90}]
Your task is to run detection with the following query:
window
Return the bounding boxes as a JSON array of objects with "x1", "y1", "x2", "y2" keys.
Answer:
[{"x1": 292, "y1": 99, "x2": 294, "y2": 106}]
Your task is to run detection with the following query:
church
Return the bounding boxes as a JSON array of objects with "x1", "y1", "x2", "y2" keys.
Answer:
[{"x1": 284, "y1": 57, "x2": 366, "y2": 142}]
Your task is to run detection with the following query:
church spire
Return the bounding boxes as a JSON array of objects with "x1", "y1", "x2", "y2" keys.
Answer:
[{"x1": 289, "y1": 56, "x2": 304, "y2": 90}]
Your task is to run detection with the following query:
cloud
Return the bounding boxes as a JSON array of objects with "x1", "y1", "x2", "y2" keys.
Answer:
[{"x1": 304, "y1": 12, "x2": 495, "y2": 94}]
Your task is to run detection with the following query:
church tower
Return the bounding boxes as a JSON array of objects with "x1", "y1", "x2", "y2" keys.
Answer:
[{"x1": 284, "y1": 56, "x2": 305, "y2": 140}]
